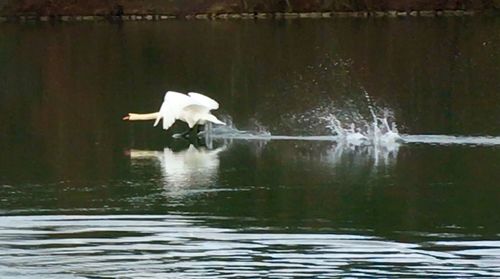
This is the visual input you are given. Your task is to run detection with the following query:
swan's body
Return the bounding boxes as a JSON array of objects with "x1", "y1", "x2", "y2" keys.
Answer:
[
  {"x1": 124, "y1": 91, "x2": 225, "y2": 137},
  {"x1": 154, "y1": 91, "x2": 224, "y2": 130}
]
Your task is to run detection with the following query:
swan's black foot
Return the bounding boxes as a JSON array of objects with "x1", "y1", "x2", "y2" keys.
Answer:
[
  {"x1": 174, "y1": 124, "x2": 204, "y2": 139},
  {"x1": 196, "y1": 124, "x2": 205, "y2": 135},
  {"x1": 191, "y1": 136, "x2": 206, "y2": 148}
]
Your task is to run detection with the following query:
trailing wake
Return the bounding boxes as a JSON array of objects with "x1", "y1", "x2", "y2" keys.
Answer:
[{"x1": 208, "y1": 114, "x2": 500, "y2": 147}]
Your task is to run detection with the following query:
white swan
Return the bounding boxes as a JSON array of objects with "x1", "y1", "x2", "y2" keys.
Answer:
[{"x1": 123, "y1": 91, "x2": 225, "y2": 137}]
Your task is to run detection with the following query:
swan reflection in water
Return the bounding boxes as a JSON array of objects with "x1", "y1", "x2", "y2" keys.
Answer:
[{"x1": 128, "y1": 143, "x2": 226, "y2": 197}]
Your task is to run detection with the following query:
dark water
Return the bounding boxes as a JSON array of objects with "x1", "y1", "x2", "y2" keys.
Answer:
[{"x1": 1, "y1": 18, "x2": 500, "y2": 278}]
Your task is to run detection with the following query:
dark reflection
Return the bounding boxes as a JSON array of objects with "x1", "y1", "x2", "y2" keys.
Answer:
[
  {"x1": 0, "y1": 18, "x2": 500, "y2": 278},
  {"x1": 0, "y1": 18, "x2": 498, "y2": 226},
  {"x1": 193, "y1": 142, "x2": 500, "y2": 237}
]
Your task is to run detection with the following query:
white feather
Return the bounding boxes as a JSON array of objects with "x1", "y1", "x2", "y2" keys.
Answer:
[
  {"x1": 188, "y1": 92, "x2": 219, "y2": 110},
  {"x1": 153, "y1": 91, "x2": 225, "y2": 130}
]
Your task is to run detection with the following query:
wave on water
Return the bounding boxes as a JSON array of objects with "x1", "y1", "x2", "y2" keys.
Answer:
[{"x1": 1, "y1": 215, "x2": 499, "y2": 278}]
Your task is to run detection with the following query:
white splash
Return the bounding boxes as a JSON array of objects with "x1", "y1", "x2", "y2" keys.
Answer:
[
  {"x1": 210, "y1": 115, "x2": 272, "y2": 139},
  {"x1": 324, "y1": 113, "x2": 402, "y2": 147},
  {"x1": 322, "y1": 89, "x2": 403, "y2": 149},
  {"x1": 201, "y1": 91, "x2": 500, "y2": 148}
]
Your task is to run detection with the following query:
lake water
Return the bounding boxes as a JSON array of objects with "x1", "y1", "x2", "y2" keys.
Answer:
[{"x1": 1, "y1": 17, "x2": 499, "y2": 278}]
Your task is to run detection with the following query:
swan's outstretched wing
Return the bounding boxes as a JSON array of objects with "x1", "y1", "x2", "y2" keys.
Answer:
[
  {"x1": 154, "y1": 91, "x2": 192, "y2": 130},
  {"x1": 182, "y1": 104, "x2": 225, "y2": 126},
  {"x1": 188, "y1": 92, "x2": 219, "y2": 110}
]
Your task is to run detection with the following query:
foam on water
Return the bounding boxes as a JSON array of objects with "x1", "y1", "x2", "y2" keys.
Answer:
[
  {"x1": 209, "y1": 133, "x2": 500, "y2": 146},
  {"x1": 207, "y1": 118, "x2": 500, "y2": 146},
  {"x1": 402, "y1": 135, "x2": 500, "y2": 146}
]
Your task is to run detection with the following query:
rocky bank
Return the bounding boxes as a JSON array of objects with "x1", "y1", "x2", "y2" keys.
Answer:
[{"x1": 0, "y1": 0, "x2": 498, "y2": 18}]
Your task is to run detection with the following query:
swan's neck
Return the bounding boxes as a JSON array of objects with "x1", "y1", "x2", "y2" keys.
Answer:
[{"x1": 128, "y1": 112, "x2": 159, "y2": 121}]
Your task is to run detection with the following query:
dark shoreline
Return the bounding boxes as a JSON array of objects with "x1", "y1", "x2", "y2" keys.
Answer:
[
  {"x1": 0, "y1": 10, "x2": 495, "y2": 23},
  {"x1": 0, "y1": 0, "x2": 498, "y2": 22}
]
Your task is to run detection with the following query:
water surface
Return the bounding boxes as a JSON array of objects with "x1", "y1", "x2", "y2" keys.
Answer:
[{"x1": 0, "y1": 17, "x2": 499, "y2": 278}]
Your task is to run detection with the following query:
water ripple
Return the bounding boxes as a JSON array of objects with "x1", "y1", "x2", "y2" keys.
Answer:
[{"x1": 0, "y1": 215, "x2": 499, "y2": 278}]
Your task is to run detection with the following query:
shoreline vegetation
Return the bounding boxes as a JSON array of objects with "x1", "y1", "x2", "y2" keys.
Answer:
[
  {"x1": 0, "y1": 1, "x2": 498, "y2": 22},
  {"x1": 0, "y1": 10, "x2": 493, "y2": 23}
]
